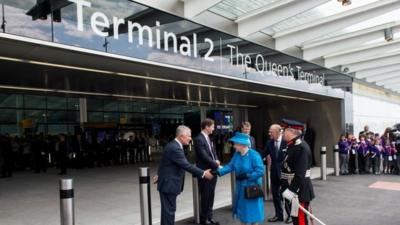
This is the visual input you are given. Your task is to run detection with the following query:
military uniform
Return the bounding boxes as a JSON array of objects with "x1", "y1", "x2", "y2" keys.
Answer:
[{"x1": 281, "y1": 137, "x2": 315, "y2": 225}]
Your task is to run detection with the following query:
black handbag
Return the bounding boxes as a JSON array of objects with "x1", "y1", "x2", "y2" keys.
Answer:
[{"x1": 244, "y1": 185, "x2": 264, "y2": 199}]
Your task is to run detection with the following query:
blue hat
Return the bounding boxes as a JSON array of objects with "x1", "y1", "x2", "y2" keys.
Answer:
[{"x1": 229, "y1": 132, "x2": 251, "y2": 146}]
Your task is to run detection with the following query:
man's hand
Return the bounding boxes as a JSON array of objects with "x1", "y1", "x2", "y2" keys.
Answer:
[
  {"x1": 282, "y1": 188, "x2": 296, "y2": 202},
  {"x1": 203, "y1": 169, "x2": 214, "y2": 180},
  {"x1": 215, "y1": 160, "x2": 221, "y2": 166},
  {"x1": 210, "y1": 170, "x2": 219, "y2": 176},
  {"x1": 152, "y1": 175, "x2": 158, "y2": 184}
]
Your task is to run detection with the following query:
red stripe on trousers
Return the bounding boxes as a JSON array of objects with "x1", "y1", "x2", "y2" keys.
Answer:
[{"x1": 298, "y1": 202, "x2": 307, "y2": 225}]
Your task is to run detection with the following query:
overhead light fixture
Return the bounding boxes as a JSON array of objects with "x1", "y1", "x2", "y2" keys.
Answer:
[
  {"x1": 342, "y1": 0, "x2": 351, "y2": 6},
  {"x1": 26, "y1": 0, "x2": 71, "y2": 23},
  {"x1": 384, "y1": 28, "x2": 394, "y2": 42},
  {"x1": 338, "y1": 0, "x2": 351, "y2": 6}
]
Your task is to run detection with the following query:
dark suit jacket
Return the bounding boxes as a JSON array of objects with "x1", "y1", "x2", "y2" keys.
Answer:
[
  {"x1": 250, "y1": 135, "x2": 256, "y2": 151},
  {"x1": 264, "y1": 138, "x2": 287, "y2": 181},
  {"x1": 194, "y1": 133, "x2": 219, "y2": 170},
  {"x1": 157, "y1": 140, "x2": 204, "y2": 195}
]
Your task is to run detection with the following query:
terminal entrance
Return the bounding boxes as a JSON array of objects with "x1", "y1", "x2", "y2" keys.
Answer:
[{"x1": 0, "y1": 34, "x2": 346, "y2": 175}]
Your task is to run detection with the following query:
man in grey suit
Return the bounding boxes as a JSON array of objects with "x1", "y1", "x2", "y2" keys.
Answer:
[{"x1": 155, "y1": 125, "x2": 214, "y2": 225}]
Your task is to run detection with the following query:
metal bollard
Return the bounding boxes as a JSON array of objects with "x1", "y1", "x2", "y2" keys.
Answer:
[
  {"x1": 139, "y1": 167, "x2": 152, "y2": 225},
  {"x1": 230, "y1": 171, "x2": 236, "y2": 207},
  {"x1": 192, "y1": 175, "x2": 200, "y2": 224},
  {"x1": 320, "y1": 146, "x2": 327, "y2": 180},
  {"x1": 59, "y1": 178, "x2": 74, "y2": 225},
  {"x1": 334, "y1": 145, "x2": 340, "y2": 176}
]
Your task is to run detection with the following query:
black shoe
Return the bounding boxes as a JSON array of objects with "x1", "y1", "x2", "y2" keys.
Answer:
[
  {"x1": 268, "y1": 216, "x2": 283, "y2": 222},
  {"x1": 208, "y1": 219, "x2": 219, "y2": 225},
  {"x1": 285, "y1": 217, "x2": 292, "y2": 224},
  {"x1": 200, "y1": 220, "x2": 212, "y2": 225}
]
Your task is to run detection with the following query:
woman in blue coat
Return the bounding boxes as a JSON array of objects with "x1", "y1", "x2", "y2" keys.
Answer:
[{"x1": 216, "y1": 132, "x2": 265, "y2": 225}]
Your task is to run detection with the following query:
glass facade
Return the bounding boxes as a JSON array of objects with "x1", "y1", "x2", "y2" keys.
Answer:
[
  {"x1": 86, "y1": 98, "x2": 194, "y2": 125},
  {"x1": 0, "y1": 0, "x2": 347, "y2": 88},
  {"x1": 0, "y1": 92, "x2": 214, "y2": 136},
  {"x1": 0, "y1": 93, "x2": 79, "y2": 135}
]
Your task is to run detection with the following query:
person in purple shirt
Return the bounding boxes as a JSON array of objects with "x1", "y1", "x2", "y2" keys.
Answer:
[
  {"x1": 338, "y1": 134, "x2": 350, "y2": 175},
  {"x1": 347, "y1": 134, "x2": 358, "y2": 174},
  {"x1": 357, "y1": 135, "x2": 368, "y2": 174},
  {"x1": 381, "y1": 128, "x2": 393, "y2": 174},
  {"x1": 368, "y1": 138, "x2": 382, "y2": 175}
]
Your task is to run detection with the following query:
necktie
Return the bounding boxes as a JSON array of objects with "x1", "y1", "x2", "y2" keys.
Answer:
[{"x1": 275, "y1": 140, "x2": 280, "y2": 151}]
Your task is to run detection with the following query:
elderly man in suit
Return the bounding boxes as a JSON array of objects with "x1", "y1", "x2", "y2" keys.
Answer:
[
  {"x1": 155, "y1": 125, "x2": 214, "y2": 225},
  {"x1": 194, "y1": 118, "x2": 220, "y2": 225},
  {"x1": 264, "y1": 124, "x2": 291, "y2": 224}
]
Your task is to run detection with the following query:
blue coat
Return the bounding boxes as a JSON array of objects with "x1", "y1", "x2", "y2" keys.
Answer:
[{"x1": 218, "y1": 149, "x2": 265, "y2": 223}]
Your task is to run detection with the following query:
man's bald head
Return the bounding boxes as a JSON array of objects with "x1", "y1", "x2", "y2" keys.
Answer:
[{"x1": 268, "y1": 124, "x2": 282, "y2": 140}]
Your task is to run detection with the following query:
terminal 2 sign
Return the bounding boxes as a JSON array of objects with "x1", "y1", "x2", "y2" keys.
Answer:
[{"x1": 68, "y1": 0, "x2": 325, "y2": 85}]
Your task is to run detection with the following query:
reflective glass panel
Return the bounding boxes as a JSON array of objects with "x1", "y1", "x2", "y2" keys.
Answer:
[
  {"x1": 47, "y1": 96, "x2": 67, "y2": 110},
  {"x1": 103, "y1": 112, "x2": 119, "y2": 122},
  {"x1": 2, "y1": 0, "x2": 52, "y2": 41},
  {"x1": 67, "y1": 97, "x2": 80, "y2": 111},
  {"x1": 88, "y1": 112, "x2": 103, "y2": 122},
  {"x1": 87, "y1": 98, "x2": 103, "y2": 111},
  {"x1": 0, "y1": 125, "x2": 18, "y2": 135},
  {"x1": 25, "y1": 110, "x2": 47, "y2": 123},
  {"x1": 24, "y1": 95, "x2": 46, "y2": 109},
  {"x1": 48, "y1": 124, "x2": 68, "y2": 134},
  {"x1": 0, "y1": 109, "x2": 17, "y2": 123},
  {"x1": 103, "y1": 100, "x2": 118, "y2": 111},
  {"x1": 0, "y1": 94, "x2": 19, "y2": 108}
]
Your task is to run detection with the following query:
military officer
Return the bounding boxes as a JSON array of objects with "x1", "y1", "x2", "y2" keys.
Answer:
[{"x1": 280, "y1": 119, "x2": 315, "y2": 225}]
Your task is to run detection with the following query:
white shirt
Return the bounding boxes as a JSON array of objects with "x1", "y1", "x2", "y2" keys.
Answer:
[
  {"x1": 202, "y1": 131, "x2": 212, "y2": 148},
  {"x1": 275, "y1": 135, "x2": 282, "y2": 150},
  {"x1": 174, "y1": 138, "x2": 183, "y2": 150}
]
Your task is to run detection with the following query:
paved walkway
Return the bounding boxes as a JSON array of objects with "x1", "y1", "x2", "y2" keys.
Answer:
[
  {"x1": 0, "y1": 161, "x2": 330, "y2": 225},
  {"x1": 178, "y1": 174, "x2": 400, "y2": 225}
]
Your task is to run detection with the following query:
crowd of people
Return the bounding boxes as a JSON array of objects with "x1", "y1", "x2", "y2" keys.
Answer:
[
  {"x1": 338, "y1": 125, "x2": 400, "y2": 175},
  {"x1": 0, "y1": 132, "x2": 164, "y2": 177}
]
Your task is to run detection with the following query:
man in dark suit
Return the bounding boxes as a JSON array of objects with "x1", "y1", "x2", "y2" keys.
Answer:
[
  {"x1": 264, "y1": 124, "x2": 291, "y2": 224},
  {"x1": 194, "y1": 119, "x2": 220, "y2": 225},
  {"x1": 155, "y1": 125, "x2": 214, "y2": 225},
  {"x1": 241, "y1": 121, "x2": 256, "y2": 150}
]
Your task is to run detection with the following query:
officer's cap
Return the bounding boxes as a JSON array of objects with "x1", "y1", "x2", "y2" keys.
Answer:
[{"x1": 280, "y1": 118, "x2": 304, "y2": 131}]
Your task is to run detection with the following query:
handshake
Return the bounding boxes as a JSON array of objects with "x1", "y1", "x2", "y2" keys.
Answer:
[
  {"x1": 204, "y1": 169, "x2": 220, "y2": 180},
  {"x1": 203, "y1": 160, "x2": 222, "y2": 180}
]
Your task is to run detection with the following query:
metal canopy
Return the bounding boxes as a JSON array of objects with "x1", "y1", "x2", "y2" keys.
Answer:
[{"x1": 178, "y1": 0, "x2": 400, "y2": 93}]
